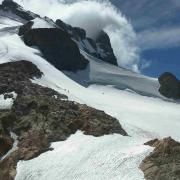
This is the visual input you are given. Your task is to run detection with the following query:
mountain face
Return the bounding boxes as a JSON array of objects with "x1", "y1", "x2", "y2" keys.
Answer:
[
  {"x1": 0, "y1": 0, "x2": 117, "y2": 71},
  {"x1": 0, "y1": 1, "x2": 180, "y2": 180}
]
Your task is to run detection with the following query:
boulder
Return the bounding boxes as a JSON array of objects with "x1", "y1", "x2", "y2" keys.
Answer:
[
  {"x1": 158, "y1": 72, "x2": 180, "y2": 99},
  {"x1": 140, "y1": 137, "x2": 180, "y2": 180}
]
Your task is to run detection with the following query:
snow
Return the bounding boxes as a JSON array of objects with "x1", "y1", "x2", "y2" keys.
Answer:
[
  {"x1": 0, "y1": 15, "x2": 179, "y2": 180},
  {"x1": 32, "y1": 17, "x2": 56, "y2": 29},
  {"x1": 0, "y1": 16, "x2": 22, "y2": 28},
  {"x1": 0, "y1": 92, "x2": 17, "y2": 109},
  {"x1": 15, "y1": 131, "x2": 153, "y2": 180}
]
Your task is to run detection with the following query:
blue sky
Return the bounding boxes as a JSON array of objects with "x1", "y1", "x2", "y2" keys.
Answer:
[
  {"x1": 111, "y1": 0, "x2": 180, "y2": 78},
  {"x1": 141, "y1": 47, "x2": 180, "y2": 78}
]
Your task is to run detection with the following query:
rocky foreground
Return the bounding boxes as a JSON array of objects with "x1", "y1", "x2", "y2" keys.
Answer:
[
  {"x1": 140, "y1": 137, "x2": 180, "y2": 180},
  {"x1": 0, "y1": 60, "x2": 127, "y2": 180}
]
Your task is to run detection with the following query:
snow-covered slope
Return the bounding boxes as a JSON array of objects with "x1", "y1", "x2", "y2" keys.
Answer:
[
  {"x1": 0, "y1": 2, "x2": 179, "y2": 180},
  {"x1": 81, "y1": 51, "x2": 162, "y2": 98}
]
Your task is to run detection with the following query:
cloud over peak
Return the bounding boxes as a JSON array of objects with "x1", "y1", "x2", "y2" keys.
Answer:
[{"x1": 14, "y1": 0, "x2": 141, "y2": 72}]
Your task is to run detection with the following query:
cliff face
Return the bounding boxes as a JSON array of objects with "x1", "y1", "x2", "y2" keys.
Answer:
[{"x1": 21, "y1": 28, "x2": 89, "y2": 72}]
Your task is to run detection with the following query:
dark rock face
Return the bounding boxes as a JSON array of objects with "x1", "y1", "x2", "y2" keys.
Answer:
[
  {"x1": 0, "y1": 60, "x2": 127, "y2": 180},
  {"x1": 0, "y1": 134, "x2": 13, "y2": 157},
  {"x1": 0, "y1": 0, "x2": 38, "y2": 22},
  {"x1": 140, "y1": 137, "x2": 180, "y2": 180},
  {"x1": 95, "y1": 31, "x2": 118, "y2": 66},
  {"x1": 20, "y1": 27, "x2": 89, "y2": 71},
  {"x1": 158, "y1": 72, "x2": 180, "y2": 99},
  {"x1": 56, "y1": 20, "x2": 118, "y2": 66},
  {"x1": 56, "y1": 19, "x2": 86, "y2": 40},
  {"x1": 18, "y1": 21, "x2": 34, "y2": 36}
]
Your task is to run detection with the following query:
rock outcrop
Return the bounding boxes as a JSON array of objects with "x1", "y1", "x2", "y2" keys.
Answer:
[
  {"x1": 19, "y1": 27, "x2": 89, "y2": 72},
  {"x1": 0, "y1": 0, "x2": 38, "y2": 22},
  {"x1": 56, "y1": 20, "x2": 118, "y2": 66},
  {"x1": 158, "y1": 72, "x2": 180, "y2": 99},
  {"x1": 140, "y1": 137, "x2": 180, "y2": 180},
  {"x1": 0, "y1": 60, "x2": 127, "y2": 180},
  {"x1": 0, "y1": 60, "x2": 43, "y2": 94}
]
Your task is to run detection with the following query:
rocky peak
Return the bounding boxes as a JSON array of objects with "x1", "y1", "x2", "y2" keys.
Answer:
[
  {"x1": 95, "y1": 30, "x2": 118, "y2": 65},
  {"x1": 55, "y1": 19, "x2": 117, "y2": 66},
  {"x1": 56, "y1": 19, "x2": 86, "y2": 40}
]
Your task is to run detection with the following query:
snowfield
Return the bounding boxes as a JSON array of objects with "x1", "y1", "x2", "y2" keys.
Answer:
[
  {"x1": 15, "y1": 132, "x2": 153, "y2": 180},
  {"x1": 0, "y1": 17, "x2": 179, "y2": 180}
]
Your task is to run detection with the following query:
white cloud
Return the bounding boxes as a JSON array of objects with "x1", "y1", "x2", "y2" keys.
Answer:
[
  {"x1": 14, "y1": 0, "x2": 141, "y2": 72},
  {"x1": 137, "y1": 27, "x2": 180, "y2": 50}
]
